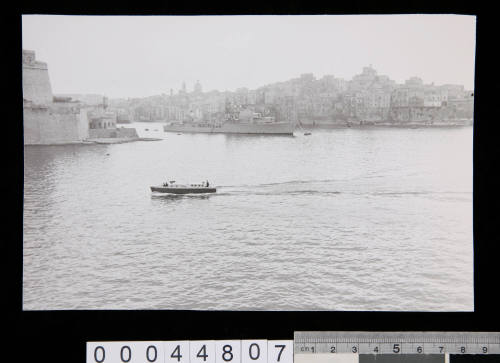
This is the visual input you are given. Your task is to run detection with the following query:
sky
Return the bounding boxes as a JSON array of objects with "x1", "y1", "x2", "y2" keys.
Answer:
[{"x1": 22, "y1": 15, "x2": 476, "y2": 99}]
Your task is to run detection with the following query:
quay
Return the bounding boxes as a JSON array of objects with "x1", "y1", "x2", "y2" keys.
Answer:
[{"x1": 87, "y1": 137, "x2": 162, "y2": 144}]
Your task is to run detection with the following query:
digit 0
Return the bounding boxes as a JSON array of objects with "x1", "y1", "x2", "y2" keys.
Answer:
[
  {"x1": 120, "y1": 346, "x2": 131, "y2": 363},
  {"x1": 147, "y1": 345, "x2": 157, "y2": 362},
  {"x1": 94, "y1": 346, "x2": 105, "y2": 363},
  {"x1": 249, "y1": 343, "x2": 260, "y2": 360}
]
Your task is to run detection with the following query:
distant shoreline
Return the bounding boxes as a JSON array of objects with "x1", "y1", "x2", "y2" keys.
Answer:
[{"x1": 133, "y1": 120, "x2": 474, "y2": 128}]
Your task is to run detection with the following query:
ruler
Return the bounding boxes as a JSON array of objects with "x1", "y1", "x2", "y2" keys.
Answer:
[
  {"x1": 294, "y1": 331, "x2": 500, "y2": 355},
  {"x1": 87, "y1": 340, "x2": 293, "y2": 363}
]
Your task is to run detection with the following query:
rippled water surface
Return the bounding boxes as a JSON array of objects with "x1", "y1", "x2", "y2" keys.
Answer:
[{"x1": 23, "y1": 124, "x2": 473, "y2": 310}]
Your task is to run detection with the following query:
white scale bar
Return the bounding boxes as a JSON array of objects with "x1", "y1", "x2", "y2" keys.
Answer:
[
  {"x1": 294, "y1": 331, "x2": 500, "y2": 355},
  {"x1": 87, "y1": 340, "x2": 293, "y2": 363}
]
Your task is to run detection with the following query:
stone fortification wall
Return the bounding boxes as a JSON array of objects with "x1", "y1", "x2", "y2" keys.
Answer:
[
  {"x1": 78, "y1": 108, "x2": 90, "y2": 140},
  {"x1": 22, "y1": 49, "x2": 92, "y2": 144},
  {"x1": 88, "y1": 127, "x2": 138, "y2": 139},
  {"x1": 24, "y1": 106, "x2": 90, "y2": 145}
]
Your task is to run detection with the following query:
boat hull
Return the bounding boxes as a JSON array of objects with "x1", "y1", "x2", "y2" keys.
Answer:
[
  {"x1": 164, "y1": 122, "x2": 294, "y2": 135},
  {"x1": 151, "y1": 186, "x2": 216, "y2": 194}
]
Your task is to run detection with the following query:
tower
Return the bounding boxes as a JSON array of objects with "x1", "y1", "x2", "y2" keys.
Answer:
[
  {"x1": 194, "y1": 80, "x2": 202, "y2": 94},
  {"x1": 22, "y1": 49, "x2": 53, "y2": 105}
]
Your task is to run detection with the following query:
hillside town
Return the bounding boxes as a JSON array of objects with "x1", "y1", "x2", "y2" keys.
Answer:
[
  {"x1": 23, "y1": 48, "x2": 474, "y2": 145},
  {"x1": 109, "y1": 65, "x2": 474, "y2": 126}
]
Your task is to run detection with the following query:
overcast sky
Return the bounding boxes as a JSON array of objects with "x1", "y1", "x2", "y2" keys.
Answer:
[{"x1": 22, "y1": 15, "x2": 476, "y2": 99}]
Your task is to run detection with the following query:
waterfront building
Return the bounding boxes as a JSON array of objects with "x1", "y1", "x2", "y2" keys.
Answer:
[
  {"x1": 114, "y1": 108, "x2": 133, "y2": 123},
  {"x1": 264, "y1": 88, "x2": 279, "y2": 105},
  {"x1": 349, "y1": 65, "x2": 377, "y2": 91},
  {"x1": 235, "y1": 88, "x2": 249, "y2": 105},
  {"x1": 423, "y1": 88, "x2": 446, "y2": 107},
  {"x1": 405, "y1": 77, "x2": 424, "y2": 88},
  {"x1": 89, "y1": 112, "x2": 117, "y2": 129},
  {"x1": 87, "y1": 96, "x2": 123, "y2": 137},
  {"x1": 408, "y1": 88, "x2": 425, "y2": 107},
  {"x1": 391, "y1": 87, "x2": 410, "y2": 108},
  {"x1": 439, "y1": 84, "x2": 465, "y2": 100},
  {"x1": 447, "y1": 95, "x2": 474, "y2": 119},
  {"x1": 332, "y1": 78, "x2": 348, "y2": 93},
  {"x1": 343, "y1": 67, "x2": 397, "y2": 121},
  {"x1": 247, "y1": 90, "x2": 257, "y2": 105},
  {"x1": 299, "y1": 73, "x2": 315, "y2": 84}
]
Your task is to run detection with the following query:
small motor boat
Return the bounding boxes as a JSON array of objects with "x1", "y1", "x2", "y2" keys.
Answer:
[
  {"x1": 304, "y1": 132, "x2": 312, "y2": 136},
  {"x1": 151, "y1": 181, "x2": 216, "y2": 194}
]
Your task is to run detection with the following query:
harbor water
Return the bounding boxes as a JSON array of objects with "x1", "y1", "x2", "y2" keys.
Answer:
[{"x1": 23, "y1": 124, "x2": 473, "y2": 311}]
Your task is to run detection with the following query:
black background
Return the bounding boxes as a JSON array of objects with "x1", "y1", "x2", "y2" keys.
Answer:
[{"x1": 6, "y1": 1, "x2": 499, "y2": 363}]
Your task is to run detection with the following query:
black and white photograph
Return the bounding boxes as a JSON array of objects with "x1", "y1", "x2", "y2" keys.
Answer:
[{"x1": 22, "y1": 14, "x2": 475, "y2": 311}]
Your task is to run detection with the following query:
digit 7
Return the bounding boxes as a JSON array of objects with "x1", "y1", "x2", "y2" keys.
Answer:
[{"x1": 275, "y1": 345, "x2": 286, "y2": 362}]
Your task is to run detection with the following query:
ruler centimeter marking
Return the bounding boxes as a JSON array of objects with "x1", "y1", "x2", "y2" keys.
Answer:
[
  {"x1": 294, "y1": 331, "x2": 500, "y2": 355},
  {"x1": 86, "y1": 340, "x2": 294, "y2": 363}
]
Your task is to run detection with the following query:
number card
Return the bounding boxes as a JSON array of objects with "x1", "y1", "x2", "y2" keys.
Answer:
[{"x1": 87, "y1": 340, "x2": 293, "y2": 363}]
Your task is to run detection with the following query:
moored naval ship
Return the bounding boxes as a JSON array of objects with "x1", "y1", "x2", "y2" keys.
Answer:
[{"x1": 163, "y1": 110, "x2": 295, "y2": 135}]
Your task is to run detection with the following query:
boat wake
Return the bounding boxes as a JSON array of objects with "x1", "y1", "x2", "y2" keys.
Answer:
[
  {"x1": 151, "y1": 178, "x2": 470, "y2": 199},
  {"x1": 213, "y1": 184, "x2": 470, "y2": 199},
  {"x1": 217, "y1": 178, "x2": 340, "y2": 188}
]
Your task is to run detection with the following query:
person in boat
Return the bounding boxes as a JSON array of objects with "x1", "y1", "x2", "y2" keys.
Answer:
[
  {"x1": 206, "y1": 180, "x2": 209, "y2": 187},
  {"x1": 163, "y1": 181, "x2": 169, "y2": 187}
]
